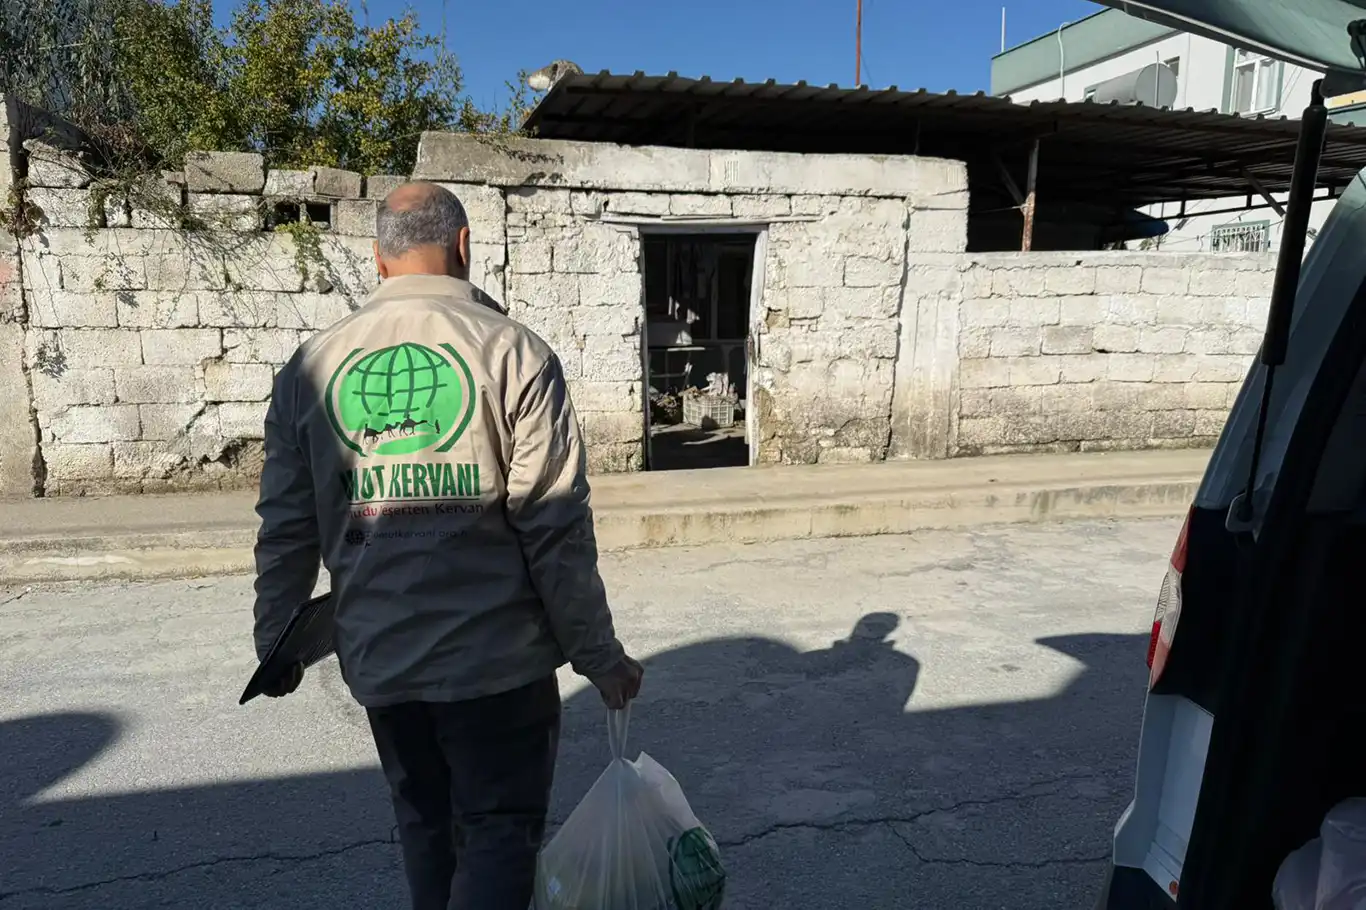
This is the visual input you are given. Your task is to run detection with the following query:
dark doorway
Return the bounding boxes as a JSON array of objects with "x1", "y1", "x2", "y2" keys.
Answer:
[{"x1": 641, "y1": 233, "x2": 755, "y2": 471}]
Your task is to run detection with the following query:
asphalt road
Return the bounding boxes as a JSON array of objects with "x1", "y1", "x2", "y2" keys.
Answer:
[{"x1": 0, "y1": 517, "x2": 1179, "y2": 909}]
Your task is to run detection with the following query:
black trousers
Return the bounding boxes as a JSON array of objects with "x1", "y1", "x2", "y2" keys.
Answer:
[{"x1": 366, "y1": 676, "x2": 561, "y2": 910}]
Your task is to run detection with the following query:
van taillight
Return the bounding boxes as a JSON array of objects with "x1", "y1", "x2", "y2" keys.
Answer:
[{"x1": 1148, "y1": 508, "x2": 1192, "y2": 688}]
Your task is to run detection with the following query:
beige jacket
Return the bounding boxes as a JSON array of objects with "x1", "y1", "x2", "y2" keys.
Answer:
[{"x1": 252, "y1": 274, "x2": 623, "y2": 707}]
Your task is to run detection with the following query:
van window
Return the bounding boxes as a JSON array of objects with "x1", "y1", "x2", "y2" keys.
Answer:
[{"x1": 1308, "y1": 343, "x2": 1366, "y2": 513}]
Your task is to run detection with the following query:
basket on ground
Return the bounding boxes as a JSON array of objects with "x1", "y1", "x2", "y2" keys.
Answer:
[{"x1": 681, "y1": 394, "x2": 735, "y2": 430}]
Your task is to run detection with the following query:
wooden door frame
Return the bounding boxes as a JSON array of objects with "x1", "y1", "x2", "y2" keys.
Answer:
[{"x1": 636, "y1": 223, "x2": 768, "y2": 470}]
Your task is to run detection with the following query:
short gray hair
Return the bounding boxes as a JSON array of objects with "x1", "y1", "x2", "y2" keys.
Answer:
[{"x1": 375, "y1": 184, "x2": 470, "y2": 258}]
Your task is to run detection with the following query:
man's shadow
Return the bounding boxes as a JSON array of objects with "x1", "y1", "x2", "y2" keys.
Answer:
[
  {"x1": 0, "y1": 712, "x2": 120, "y2": 811},
  {"x1": 551, "y1": 617, "x2": 1143, "y2": 909},
  {"x1": 554, "y1": 612, "x2": 921, "y2": 833},
  {"x1": 0, "y1": 619, "x2": 1144, "y2": 910}
]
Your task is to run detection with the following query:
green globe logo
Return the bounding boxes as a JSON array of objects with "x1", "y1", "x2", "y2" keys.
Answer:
[
  {"x1": 669, "y1": 827, "x2": 726, "y2": 910},
  {"x1": 325, "y1": 342, "x2": 476, "y2": 457}
]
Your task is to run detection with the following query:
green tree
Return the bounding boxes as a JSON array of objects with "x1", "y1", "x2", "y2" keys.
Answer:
[
  {"x1": 0, "y1": 0, "x2": 130, "y2": 125},
  {"x1": 3, "y1": 0, "x2": 527, "y2": 175},
  {"x1": 110, "y1": 0, "x2": 236, "y2": 160},
  {"x1": 222, "y1": 0, "x2": 351, "y2": 166},
  {"x1": 306, "y1": 11, "x2": 467, "y2": 174}
]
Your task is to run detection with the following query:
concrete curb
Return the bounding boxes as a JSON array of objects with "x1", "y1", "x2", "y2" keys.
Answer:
[{"x1": 0, "y1": 475, "x2": 1198, "y2": 585}]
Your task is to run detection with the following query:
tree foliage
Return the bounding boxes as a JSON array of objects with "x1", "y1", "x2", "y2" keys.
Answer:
[
  {"x1": 0, "y1": 0, "x2": 128, "y2": 125},
  {"x1": 0, "y1": 0, "x2": 531, "y2": 175},
  {"x1": 108, "y1": 0, "x2": 235, "y2": 159}
]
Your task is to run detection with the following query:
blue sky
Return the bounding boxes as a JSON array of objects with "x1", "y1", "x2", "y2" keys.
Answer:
[{"x1": 217, "y1": 0, "x2": 1101, "y2": 111}]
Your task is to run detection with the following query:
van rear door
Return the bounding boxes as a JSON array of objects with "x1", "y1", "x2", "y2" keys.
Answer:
[
  {"x1": 1177, "y1": 267, "x2": 1366, "y2": 908},
  {"x1": 1085, "y1": 4, "x2": 1366, "y2": 906}
]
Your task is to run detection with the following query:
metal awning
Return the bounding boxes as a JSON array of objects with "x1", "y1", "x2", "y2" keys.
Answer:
[
  {"x1": 1088, "y1": 0, "x2": 1366, "y2": 79},
  {"x1": 523, "y1": 72, "x2": 1366, "y2": 213}
]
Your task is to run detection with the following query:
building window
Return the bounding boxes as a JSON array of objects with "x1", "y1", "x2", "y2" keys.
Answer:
[
  {"x1": 1232, "y1": 49, "x2": 1280, "y2": 113},
  {"x1": 1163, "y1": 56, "x2": 1180, "y2": 78},
  {"x1": 1210, "y1": 221, "x2": 1271, "y2": 253},
  {"x1": 1083, "y1": 85, "x2": 1097, "y2": 101}
]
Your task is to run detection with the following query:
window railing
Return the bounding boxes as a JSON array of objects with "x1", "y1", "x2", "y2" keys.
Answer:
[{"x1": 1210, "y1": 221, "x2": 1271, "y2": 253}]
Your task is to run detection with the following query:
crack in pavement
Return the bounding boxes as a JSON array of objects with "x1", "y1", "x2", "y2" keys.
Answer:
[
  {"x1": 716, "y1": 771, "x2": 1104, "y2": 850},
  {"x1": 0, "y1": 589, "x2": 32, "y2": 608},
  {"x1": 0, "y1": 831, "x2": 399, "y2": 902},
  {"x1": 885, "y1": 823, "x2": 1108, "y2": 870},
  {"x1": 0, "y1": 776, "x2": 1111, "y2": 900}
]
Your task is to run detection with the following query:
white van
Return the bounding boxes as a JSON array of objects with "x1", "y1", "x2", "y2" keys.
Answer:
[{"x1": 1092, "y1": 3, "x2": 1366, "y2": 908}]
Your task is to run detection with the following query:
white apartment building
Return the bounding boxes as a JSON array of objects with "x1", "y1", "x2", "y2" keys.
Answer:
[{"x1": 991, "y1": 7, "x2": 1356, "y2": 253}]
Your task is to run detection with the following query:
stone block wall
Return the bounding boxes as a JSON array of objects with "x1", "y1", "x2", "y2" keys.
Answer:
[
  {"x1": 6, "y1": 120, "x2": 975, "y2": 491},
  {"x1": 949, "y1": 252, "x2": 1274, "y2": 455},
  {"x1": 757, "y1": 195, "x2": 965, "y2": 464},
  {"x1": 1, "y1": 97, "x2": 92, "y2": 498},
  {"x1": 433, "y1": 182, "x2": 965, "y2": 472},
  {"x1": 413, "y1": 133, "x2": 971, "y2": 470},
  {"x1": 19, "y1": 225, "x2": 381, "y2": 495},
  {"x1": 0, "y1": 99, "x2": 33, "y2": 497},
  {"x1": 2, "y1": 114, "x2": 402, "y2": 495},
  {"x1": 502, "y1": 188, "x2": 644, "y2": 472},
  {"x1": 0, "y1": 106, "x2": 1281, "y2": 498}
]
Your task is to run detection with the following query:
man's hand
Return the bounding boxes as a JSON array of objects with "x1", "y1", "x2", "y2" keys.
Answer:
[
  {"x1": 591, "y1": 655, "x2": 643, "y2": 710},
  {"x1": 262, "y1": 662, "x2": 304, "y2": 698}
]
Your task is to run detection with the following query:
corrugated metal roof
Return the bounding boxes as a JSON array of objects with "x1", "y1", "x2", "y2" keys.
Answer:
[{"x1": 524, "y1": 72, "x2": 1366, "y2": 211}]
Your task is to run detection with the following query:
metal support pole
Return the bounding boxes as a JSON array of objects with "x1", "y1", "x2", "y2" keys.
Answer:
[
  {"x1": 993, "y1": 154, "x2": 1024, "y2": 206},
  {"x1": 1241, "y1": 167, "x2": 1287, "y2": 219},
  {"x1": 1230, "y1": 78, "x2": 1329, "y2": 528},
  {"x1": 1263, "y1": 80, "x2": 1328, "y2": 367},
  {"x1": 855, "y1": 0, "x2": 864, "y2": 85},
  {"x1": 1021, "y1": 139, "x2": 1040, "y2": 252}
]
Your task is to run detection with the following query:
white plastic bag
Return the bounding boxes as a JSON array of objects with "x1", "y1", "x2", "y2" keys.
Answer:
[
  {"x1": 534, "y1": 708, "x2": 726, "y2": 910},
  {"x1": 1272, "y1": 798, "x2": 1366, "y2": 910},
  {"x1": 1316, "y1": 798, "x2": 1366, "y2": 909},
  {"x1": 1273, "y1": 838, "x2": 1322, "y2": 910}
]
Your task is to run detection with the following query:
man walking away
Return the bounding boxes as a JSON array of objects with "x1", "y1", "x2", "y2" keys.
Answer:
[{"x1": 251, "y1": 182, "x2": 644, "y2": 910}]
